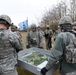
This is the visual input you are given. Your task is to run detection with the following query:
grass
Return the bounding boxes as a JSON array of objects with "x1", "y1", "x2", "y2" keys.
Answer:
[{"x1": 17, "y1": 31, "x2": 60, "y2": 75}]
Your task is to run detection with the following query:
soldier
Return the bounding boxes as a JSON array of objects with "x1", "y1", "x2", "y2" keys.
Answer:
[
  {"x1": 37, "y1": 26, "x2": 44, "y2": 36},
  {"x1": 10, "y1": 24, "x2": 22, "y2": 39},
  {"x1": 0, "y1": 14, "x2": 23, "y2": 75},
  {"x1": 54, "y1": 25, "x2": 61, "y2": 40},
  {"x1": 44, "y1": 25, "x2": 53, "y2": 50},
  {"x1": 37, "y1": 26, "x2": 45, "y2": 48},
  {"x1": 11, "y1": 25, "x2": 23, "y2": 49},
  {"x1": 26, "y1": 23, "x2": 44, "y2": 48},
  {"x1": 41, "y1": 16, "x2": 76, "y2": 75}
]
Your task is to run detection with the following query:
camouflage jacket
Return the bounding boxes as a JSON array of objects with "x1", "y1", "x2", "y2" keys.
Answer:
[
  {"x1": 26, "y1": 30, "x2": 44, "y2": 48},
  {"x1": 45, "y1": 31, "x2": 76, "y2": 73},
  {"x1": 44, "y1": 29, "x2": 53, "y2": 39},
  {"x1": 0, "y1": 29, "x2": 23, "y2": 71}
]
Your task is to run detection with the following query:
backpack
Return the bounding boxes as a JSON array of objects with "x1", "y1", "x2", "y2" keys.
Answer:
[{"x1": 65, "y1": 33, "x2": 76, "y2": 63}]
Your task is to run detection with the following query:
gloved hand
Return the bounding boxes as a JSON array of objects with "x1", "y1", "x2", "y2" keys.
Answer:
[
  {"x1": 38, "y1": 47, "x2": 43, "y2": 49},
  {"x1": 41, "y1": 67, "x2": 48, "y2": 75},
  {"x1": 26, "y1": 45, "x2": 30, "y2": 49}
]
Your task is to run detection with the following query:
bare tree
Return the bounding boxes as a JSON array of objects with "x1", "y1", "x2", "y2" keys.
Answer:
[
  {"x1": 69, "y1": 0, "x2": 76, "y2": 22},
  {"x1": 39, "y1": 0, "x2": 68, "y2": 30}
]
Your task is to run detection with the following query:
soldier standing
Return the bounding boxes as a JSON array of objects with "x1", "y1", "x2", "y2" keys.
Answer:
[
  {"x1": 0, "y1": 14, "x2": 23, "y2": 75},
  {"x1": 37, "y1": 26, "x2": 44, "y2": 36},
  {"x1": 26, "y1": 23, "x2": 44, "y2": 48},
  {"x1": 44, "y1": 25, "x2": 53, "y2": 50},
  {"x1": 10, "y1": 24, "x2": 22, "y2": 39},
  {"x1": 54, "y1": 25, "x2": 61, "y2": 40},
  {"x1": 41, "y1": 16, "x2": 76, "y2": 75},
  {"x1": 37, "y1": 26, "x2": 45, "y2": 47},
  {"x1": 10, "y1": 25, "x2": 23, "y2": 50}
]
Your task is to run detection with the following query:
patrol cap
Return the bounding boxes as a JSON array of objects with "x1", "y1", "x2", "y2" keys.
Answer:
[
  {"x1": 0, "y1": 15, "x2": 11, "y2": 25},
  {"x1": 59, "y1": 16, "x2": 72, "y2": 25}
]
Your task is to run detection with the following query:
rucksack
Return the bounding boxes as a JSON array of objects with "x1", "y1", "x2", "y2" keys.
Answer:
[{"x1": 65, "y1": 33, "x2": 76, "y2": 63}]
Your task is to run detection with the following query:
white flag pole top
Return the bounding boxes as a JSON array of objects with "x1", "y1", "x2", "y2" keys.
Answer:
[{"x1": 27, "y1": 17, "x2": 28, "y2": 20}]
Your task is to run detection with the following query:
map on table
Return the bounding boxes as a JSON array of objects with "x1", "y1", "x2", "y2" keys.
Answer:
[{"x1": 19, "y1": 51, "x2": 49, "y2": 66}]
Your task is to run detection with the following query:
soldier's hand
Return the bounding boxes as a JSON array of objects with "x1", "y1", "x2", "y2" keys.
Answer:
[
  {"x1": 26, "y1": 45, "x2": 30, "y2": 49},
  {"x1": 38, "y1": 47, "x2": 43, "y2": 49},
  {"x1": 41, "y1": 67, "x2": 48, "y2": 75}
]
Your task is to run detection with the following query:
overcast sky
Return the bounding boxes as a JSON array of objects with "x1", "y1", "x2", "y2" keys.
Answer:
[{"x1": 0, "y1": 0, "x2": 62, "y2": 26}]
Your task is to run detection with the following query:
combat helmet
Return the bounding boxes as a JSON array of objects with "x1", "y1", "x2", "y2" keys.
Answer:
[
  {"x1": 0, "y1": 14, "x2": 12, "y2": 25},
  {"x1": 31, "y1": 23, "x2": 36, "y2": 29},
  {"x1": 59, "y1": 16, "x2": 72, "y2": 32},
  {"x1": 59, "y1": 16, "x2": 72, "y2": 26}
]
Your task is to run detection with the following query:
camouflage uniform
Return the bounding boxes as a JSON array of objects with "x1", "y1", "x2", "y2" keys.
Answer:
[
  {"x1": 0, "y1": 15, "x2": 23, "y2": 75},
  {"x1": 10, "y1": 25, "x2": 22, "y2": 39},
  {"x1": 15, "y1": 31, "x2": 22, "y2": 39},
  {"x1": 54, "y1": 26, "x2": 61, "y2": 40},
  {"x1": 41, "y1": 16, "x2": 76, "y2": 75},
  {"x1": 26, "y1": 24, "x2": 44, "y2": 48},
  {"x1": 37, "y1": 26, "x2": 44, "y2": 36},
  {"x1": 10, "y1": 25, "x2": 23, "y2": 49},
  {"x1": 44, "y1": 25, "x2": 53, "y2": 50}
]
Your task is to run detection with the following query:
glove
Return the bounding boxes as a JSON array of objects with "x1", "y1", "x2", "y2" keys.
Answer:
[
  {"x1": 41, "y1": 67, "x2": 48, "y2": 75},
  {"x1": 26, "y1": 45, "x2": 30, "y2": 49},
  {"x1": 38, "y1": 47, "x2": 43, "y2": 49}
]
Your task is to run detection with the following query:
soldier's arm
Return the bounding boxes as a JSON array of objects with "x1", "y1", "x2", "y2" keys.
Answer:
[
  {"x1": 50, "y1": 30, "x2": 53, "y2": 37},
  {"x1": 39, "y1": 32, "x2": 44, "y2": 48},
  {"x1": 45, "y1": 33, "x2": 65, "y2": 70},
  {"x1": 44, "y1": 30, "x2": 48, "y2": 38},
  {"x1": 12, "y1": 33, "x2": 23, "y2": 52}
]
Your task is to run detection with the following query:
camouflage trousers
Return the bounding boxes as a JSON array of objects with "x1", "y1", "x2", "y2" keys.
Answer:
[
  {"x1": 46, "y1": 38, "x2": 52, "y2": 50},
  {"x1": 0, "y1": 67, "x2": 18, "y2": 75},
  {"x1": 61, "y1": 71, "x2": 76, "y2": 75}
]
